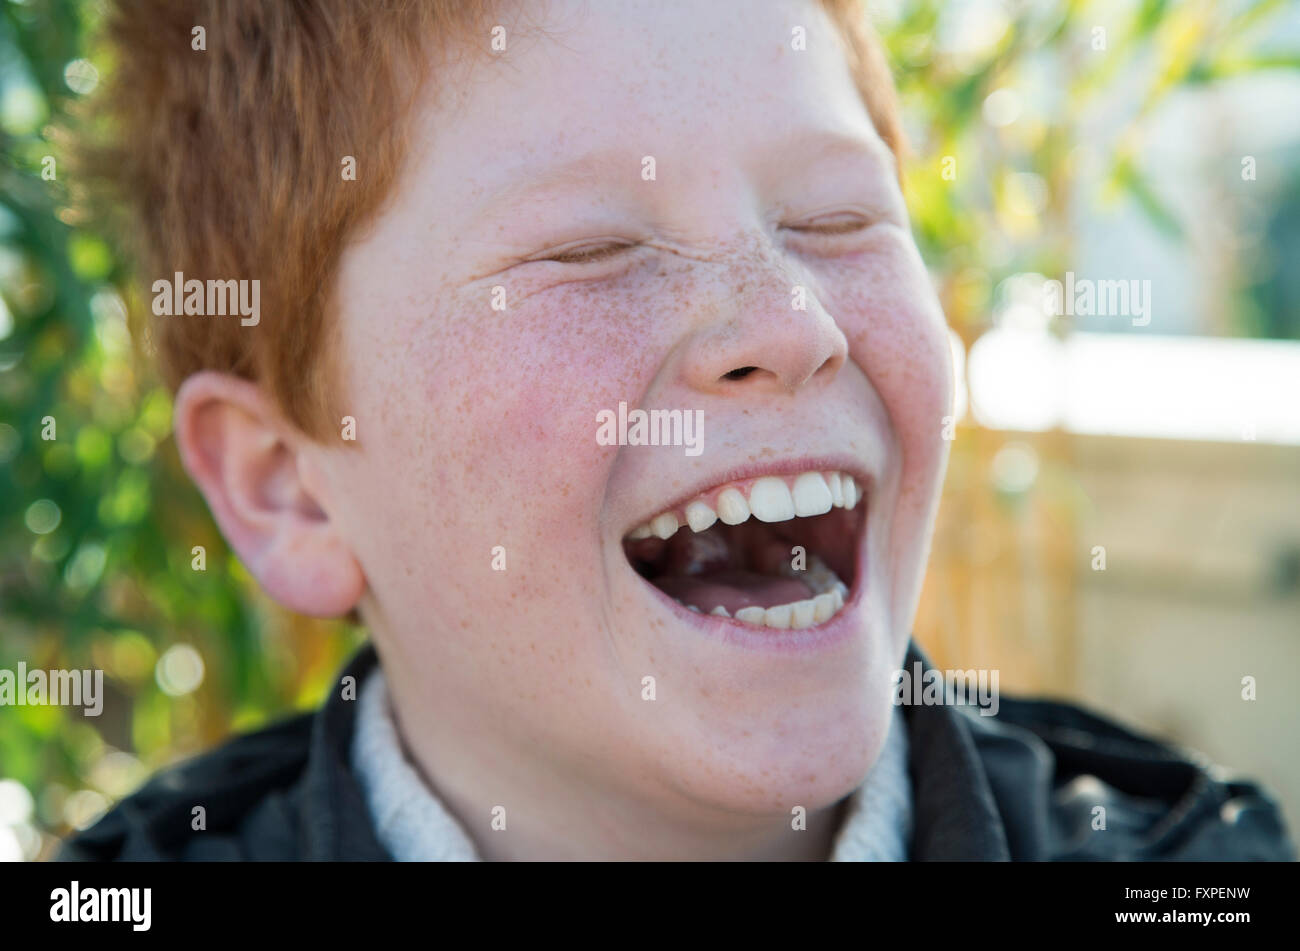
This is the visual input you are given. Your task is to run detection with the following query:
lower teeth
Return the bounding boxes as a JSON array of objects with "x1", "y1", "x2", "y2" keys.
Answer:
[{"x1": 671, "y1": 554, "x2": 850, "y2": 629}]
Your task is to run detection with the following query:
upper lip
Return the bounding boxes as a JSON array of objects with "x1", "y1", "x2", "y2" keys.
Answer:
[{"x1": 622, "y1": 454, "x2": 874, "y2": 535}]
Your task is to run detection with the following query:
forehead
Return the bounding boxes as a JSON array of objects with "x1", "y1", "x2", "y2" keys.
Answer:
[{"x1": 406, "y1": 0, "x2": 891, "y2": 216}]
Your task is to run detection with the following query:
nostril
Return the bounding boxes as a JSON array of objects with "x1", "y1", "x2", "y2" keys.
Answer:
[{"x1": 723, "y1": 366, "x2": 758, "y2": 381}]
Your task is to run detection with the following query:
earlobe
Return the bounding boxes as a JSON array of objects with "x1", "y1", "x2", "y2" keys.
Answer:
[{"x1": 172, "y1": 371, "x2": 365, "y2": 617}]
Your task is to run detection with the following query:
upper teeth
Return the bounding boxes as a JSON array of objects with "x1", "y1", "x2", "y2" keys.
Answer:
[{"x1": 627, "y1": 469, "x2": 860, "y2": 541}]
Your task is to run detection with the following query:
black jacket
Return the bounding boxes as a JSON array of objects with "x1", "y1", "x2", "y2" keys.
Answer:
[{"x1": 58, "y1": 641, "x2": 1294, "y2": 861}]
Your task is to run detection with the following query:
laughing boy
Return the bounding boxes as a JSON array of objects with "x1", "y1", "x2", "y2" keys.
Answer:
[{"x1": 61, "y1": 0, "x2": 1291, "y2": 861}]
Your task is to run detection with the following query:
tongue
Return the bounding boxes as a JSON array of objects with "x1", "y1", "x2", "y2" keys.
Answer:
[{"x1": 655, "y1": 570, "x2": 814, "y2": 614}]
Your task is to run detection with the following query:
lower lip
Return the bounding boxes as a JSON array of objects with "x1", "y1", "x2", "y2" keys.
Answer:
[{"x1": 638, "y1": 528, "x2": 869, "y2": 655}]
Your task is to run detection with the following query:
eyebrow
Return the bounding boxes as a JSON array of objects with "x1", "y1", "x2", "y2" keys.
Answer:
[
  {"x1": 470, "y1": 148, "x2": 633, "y2": 223},
  {"x1": 472, "y1": 127, "x2": 896, "y2": 224},
  {"x1": 789, "y1": 128, "x2": 898, "y2": 178}
]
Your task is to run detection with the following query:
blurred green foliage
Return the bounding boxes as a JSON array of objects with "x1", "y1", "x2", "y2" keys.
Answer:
[
  {"x1": 886, "y1": 0, "x2": 1300, "y2": 341},
  {"x1": 0, "y1": 0, "x2": 1296, "y2": 860}
]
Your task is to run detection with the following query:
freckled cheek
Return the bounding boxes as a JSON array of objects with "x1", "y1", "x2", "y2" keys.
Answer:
[
  {"x1": 412, "y1": 297, "x2": 660, "y2": 525},
  {"x1": 882, "y1": 320, "x2": 952, "y2": 465},
  {"x1": 831, "y1": 281, "x2": 952, "y2": 479}
]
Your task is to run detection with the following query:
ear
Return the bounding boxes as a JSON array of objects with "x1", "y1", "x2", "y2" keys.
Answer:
[{"x1": 172, "y1": 371, "x2": 365, "y2": 617}]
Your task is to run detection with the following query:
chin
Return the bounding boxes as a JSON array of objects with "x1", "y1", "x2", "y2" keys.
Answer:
[{"x1": 640, "y1": 661, "x2": 896, "y2": 817}]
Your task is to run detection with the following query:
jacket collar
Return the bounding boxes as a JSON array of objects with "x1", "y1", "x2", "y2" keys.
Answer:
[
  {"x1": 900, "y1": 640, "x2": 1013, "y2": 859},
  {"x1": 304, "y1": 639, "x2": 1013, "y2": 860},
  {"x1": 300, "y1": 644, "x2": 389, "y2": 860}
]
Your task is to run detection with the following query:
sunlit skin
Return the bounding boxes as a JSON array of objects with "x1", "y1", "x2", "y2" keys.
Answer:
[{"x1": 174, "y1": 0, "x2": 953, "y2": 860}]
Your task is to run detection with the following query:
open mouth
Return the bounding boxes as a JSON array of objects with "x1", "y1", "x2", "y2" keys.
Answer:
[{"x1": 622, "y1": 469, "x2": 866, "y2": 630}]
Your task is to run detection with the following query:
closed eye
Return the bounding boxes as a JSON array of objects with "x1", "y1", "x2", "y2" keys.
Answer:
[
  {"x1": 783, "y1": 212, "x2": 874, "y2": 236},
  {"x1": 531, "y1": 241, "x2": 639, "y2": 265}
]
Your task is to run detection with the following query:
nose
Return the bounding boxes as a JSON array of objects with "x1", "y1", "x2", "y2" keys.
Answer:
[{"x1": 678, "y1": 253, "x2": 849, "y2": 397}]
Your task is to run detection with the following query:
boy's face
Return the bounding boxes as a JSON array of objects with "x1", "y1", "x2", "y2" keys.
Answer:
[{"x1": 317, "y1": 0, "x2": 951, "y2": 823}]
